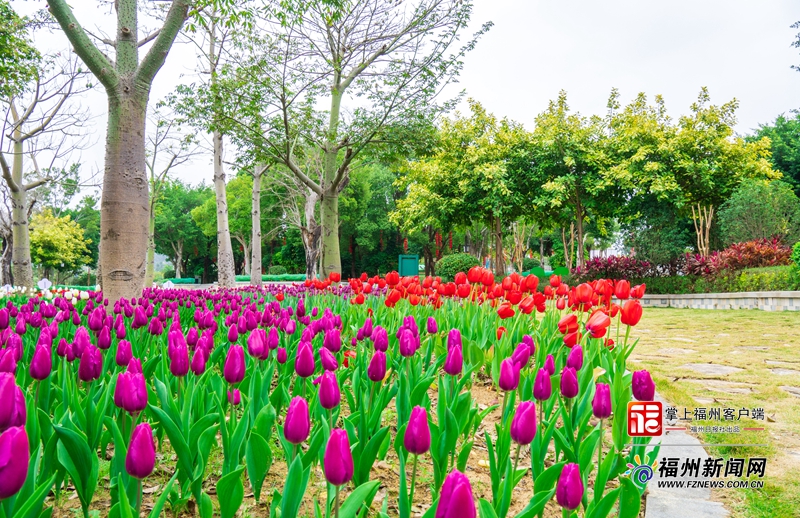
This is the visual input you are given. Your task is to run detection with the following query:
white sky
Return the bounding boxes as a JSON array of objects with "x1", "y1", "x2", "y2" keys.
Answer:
[{"x1": 11, "y1": 0, "x2": 800, "y2": 193}]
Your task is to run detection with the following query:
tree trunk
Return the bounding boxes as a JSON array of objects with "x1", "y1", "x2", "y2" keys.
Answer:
[
  {"x1": 213, "y1": 130, "x2": 236, "y2": 286},
  {"x1": 9, "y1": 141, "x2": 33, "y2": 288},
  {"x1": 100, "y1": 93, "x2": 150, "y2": 299},
  {"x1": 144, "y1": 201, "x2": 156, "y2": 286},
  {"x1": 0, "y1": 236, "x2": 12, "y2": 286},
  {"x1": 171, "y1": 241, "x2": 183, "y2": 279},
  {"x1": 320, "y1": 191, "x2": 340, "y2": 277},
  {"x1": 235, "y1": 236, "x2": 250, "y2": 276},
  {"x1": 494, "y1": 216, "x2": 504, "y2": 277},
  {"x1": 691, "y1": 204, "x2": 714, "y2": 257},
  {"x1": 301, "y1": 188, "x2": 320, "y2": 279},
  {"x1": 250, "y1": 166, "x2": 264, "y2": 287}
]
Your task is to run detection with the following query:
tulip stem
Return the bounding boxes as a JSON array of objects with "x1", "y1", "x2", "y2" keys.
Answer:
[
  {"x1": 409, "y1": 454, "x2": 419, "y2": 508},
  {"x1": 513, "y1": 443, "x2": 521, "y2": 475},
  {"x1": 334, "y1": 484, "x2": 341, "y2": 518},
  {"x1": 597, "y1": 419, "x2": 604, "y2": 478},
  {"x1": 368, "y1": 382, "x2": 376, "y2": 411},
  {"x1": 562, "y1": 508, "x2": 570, "y2": 518},
  {"x1": 501, "y1": 391, "x2": 509, "y2": 425},
  {"x1": 136, "y1": 478, "x2": 142, "y2": 516},
  {"x1": 292, "y1": 444, "x2": 298, "y2": 463},
  {"x1": 329, "y1": 408, "x2": 333, "y2": 430}
]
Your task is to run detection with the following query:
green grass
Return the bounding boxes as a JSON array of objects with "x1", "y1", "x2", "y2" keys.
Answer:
[{"x1": 634, "y1": 307, "x2": 800, "y2": 517}]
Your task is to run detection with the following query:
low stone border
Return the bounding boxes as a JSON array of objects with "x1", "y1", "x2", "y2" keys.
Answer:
[{"x1": 640, "y1": 291, "x2": 800, "y2": 311}]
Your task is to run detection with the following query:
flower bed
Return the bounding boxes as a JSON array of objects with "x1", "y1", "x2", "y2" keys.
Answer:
[{"x1": 0, "y1": 270, "x2": 653, "y2": 518}]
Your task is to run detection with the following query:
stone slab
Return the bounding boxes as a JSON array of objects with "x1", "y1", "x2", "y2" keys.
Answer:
[{"x1": 681, "y1": 364, "x2": 743, "y2": 375}]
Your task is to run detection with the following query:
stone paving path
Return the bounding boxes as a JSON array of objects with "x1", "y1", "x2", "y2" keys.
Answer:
[{"x1": 645, "y1": 393, "x2": 729, "y2": 518}]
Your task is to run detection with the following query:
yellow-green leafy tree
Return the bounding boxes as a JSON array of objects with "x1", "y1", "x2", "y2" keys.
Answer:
[{"x1": 30, "y1": 209, "x2": 92, "y2": 281}]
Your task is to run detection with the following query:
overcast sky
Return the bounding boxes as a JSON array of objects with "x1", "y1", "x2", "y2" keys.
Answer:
[{"x1": 11, "y1": 0, "x2": 800, "y2": 193}]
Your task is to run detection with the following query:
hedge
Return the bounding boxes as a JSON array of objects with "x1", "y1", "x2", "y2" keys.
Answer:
[
  {"x1": 629, "y1": 265, "x2": 800, "y2": 295},
  {"x1": 163, "y1": 278, "x2": 197, "y2": 284},
  {"x1": 234, "y1": 274, "x2": 307, "y2": 282},
  {"x1": 436, "y1": 253, "x2": 480, "y2": 282}
]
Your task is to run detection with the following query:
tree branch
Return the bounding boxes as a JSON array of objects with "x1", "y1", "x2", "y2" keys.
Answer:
[
  {"x1": 138, "y1": 29, "x2": 161, "y2": 48},
  {"x1": 135, "y1": 0, "x2": 190, "y2": 86},
  {"x1": 45, "y1": 0, "x2": 119, "y2": 91},
  {"x1": 0, "y1": 154, "x2": 20, "y2": 193},
  {"x1": 24, "y1": 178, "x2": 49, "y2": 190}
]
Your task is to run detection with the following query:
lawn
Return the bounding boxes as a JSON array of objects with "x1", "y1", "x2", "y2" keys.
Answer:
[{"x1": 631, "y1": 308, "x2": 800, "y2": 517}]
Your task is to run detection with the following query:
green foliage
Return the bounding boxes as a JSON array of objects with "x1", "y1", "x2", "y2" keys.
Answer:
[
  {"x1": 268, "y1": 265, "x2": 287, "y2": 275},
  {"x1": 517, "y1": 257, "x2": 540, "y2": 273},
  {"x1": 751, "y1": 110, "x2": 800, "y2": 195},
  {"x1": 63, "y1": 195, "x2": 101, "y2": 268},
  {"x1": 793, "y1": 242, "x2": 800, "y2": 265},
  {"x1": 718, "y1": 180, "x2": 800, "y2": 245},
  {"x1": 156, "y1": 180, "x2": 212, "y2": 276},
  {"x1": 0, "y1": 1, "x2": 40, "y2": 98},
  {"x1": 163, "y1": 268, "x2": 176, "y2": 279},
  {"x1": 234, "y1": 274, "x2": 307, "y2": 282},
  {"x1": 436, "y1": 253, "x2": 480, "y2": 281},
  {"x1": 30, "y1": 209, "x2": 92, "y2": 273},
  {"x1": 631, "y1": 265, "x2": 800, "y2": 294}
]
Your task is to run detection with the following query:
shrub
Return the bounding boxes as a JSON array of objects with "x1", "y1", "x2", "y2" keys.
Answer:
[
  {"x1": 516, "y1": 257, "x2": 540, "y2": 272},
  {"x1": 718, "y1": 179, "x2": 800, "y2": 245},
  {"x1": 163, "y1": 268, "x2": 175, "y2": 279},
  {"x1": 630, "y1": 265, "x2": 800, "y2": 294},
  {"x1": 269, "y1": 265, "x2": 288, "y2": 275},
  {"x1": 571, "y1": 256, "x2": 653, "y2": 281},
  {"x1": 685, "y1": 238, "x2": 792, "y2": 277},
  {"x1": 792, "y1": 242, "x2": 800, "y2": 266},
  {"x1": 436, "y1": 253, "x2": 480, "y2": 282}
]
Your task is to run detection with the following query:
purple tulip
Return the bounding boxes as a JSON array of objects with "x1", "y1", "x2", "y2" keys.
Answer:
[
  {"x1": 544, "y1": 354, "x2": 555, "y2": 375},
  {"x1": 362, "y1": 318, "x2": 373, "y2": 338},
  {"x1": 367, "y1": 350, "x2": 386, "y2": 382},
  {"x1": 224, "y1": 345, "x2": 246, "y2": 384},
  {"x1": 0, "y1": 350, "x2": 15, "y2": 373},
  {"x1": 427, "y1": 317, "x2": 438, "y2": 334},
  {"x1": 404, "y1": 406, "x2": 431, "y2": 455},
  {"x1": 73, "y1": 326, "x2": 90, "y2": 358},
  {"x1": 324, "y1": 428, "x2": 354, "y2": 486},
  {"x1": 521, "y1": 334, "x2": 535, "y2": 356},
  {"x1": 399, "y1": 328, "x2": 416, "y2": 357},
  {"x1": 498, "y1": 358, "x2": 520, "y2": 391},
  {"x1": 284, "y1": 396, "x2": 310, "y2": 444},
  {"x1": 372, "y1": 326, "x2": 388, "y2": 352},
  {"x1": 14, "y1": 317, "x2": 25, "y2": 335},
  {"x1": 147, "y1": 317, "x2": 163, "y2": 336},
  {"x1": 228, "y1": 389, "x2": 241, "y2": 406},
  {"x1": 592, "y1": 383, "x2": 612, "y2": 419},
  {"x1": 436, "y1": 470, "x2": 476, "y2": 518},
  {"x1": 169, "y1": 342, "x2": 189, "y2": 377},
  {"x1": 533, "y1": 368, "x2": 552, "y2": 401},
  {"x1": 556, "y1": 463, "x2": 584, "y2": 510},
  {"x1": 317, "y1": 371, "x2": 341, "y2": 410},
  {"x1": 0, "y1": 374, "x2": 25, "y2": 432},
  {"x1": 323, "y1": 329, "x2": 342, "y2": 353},
  {"x1": 0, "y1": 426, "x2": 29, "y2": 499},
  {"x1": 88, "y1": 306, "x2": 105, "y2": 332},
  {"x1": 0, "y1": 309, "x2": 8, "y2": 330},
  {"x1": 319, "y1": 347, "x2": 338, "y2": 371},
  {"x1": 126, "y1": 423, "x2": 156, "y2": 479},
  {"x1": 227, "y1": 324, "x2": 239, "y2": 344},
  {"x1": 277, "y1": 347, "x2": 288, "y2": 364},
  {"x1": 511, "y1": 343, "x2": 530, "y2": 369},
  {"x1": 510, "y1": 401, "x2": 537, "y2": 445},
  {"x1": 78, "y1": 345, "x2": 103, "y2": 382},
  {"x1": 186, "y1": 327, "x2": 199, "y2": 347},
  {"x1": 190, "y1": 349, "x2": 207, "y2": 376},
  {"x1": 247, "y1": 329, "x2": 267, "y2": 360},
  {"x1": 632, "y1": 370, "x2": 655, "y2": 401},
  {"x1": 97, "y1": 326, "x2": 111, "y2": 350},
  {"x1": 443, "y1": 344, "x2": 463, "y2": 376},
  {"x1": 566, "y1": 345, "x2": 583, "y2": 371},
  {"x1": 560, "y1": 367, "x2": 579, "y2": 399},
  {"x1": 295, "y1": 342, "x2": 316, "y2": 378},
  {"x1": 116, "y1": 339, "x2": 133, "y2": 367},
  {"x1": 29, "y1": 345, "x2": 52, "y2": 380},
  {"x1": 267, "y1": 327, "x2": 280, "y2": 350}
]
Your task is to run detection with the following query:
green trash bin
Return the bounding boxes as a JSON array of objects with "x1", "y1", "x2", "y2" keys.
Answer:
[{"x1": 398, "y1": 254, "x2": 419, "y2": 277}]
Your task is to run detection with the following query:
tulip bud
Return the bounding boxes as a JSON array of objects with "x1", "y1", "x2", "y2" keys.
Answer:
[
  {"x1": 323, "y1": 329, "x2": 342, "y2": 352},
  {"x1": 533, "y1": 368, "x2": 552, "y2": 401},
  {"x1": 566, "y1": 345, "x2": 583, "y2": 371},
  {"x1": 0, "y1": 350, "x2": 16, "y2": 373},
  {"x1": 319, "y1": 347, "x2": 338, "y2": 371},
  {"x1": 228, "y1": 389, "x2": 241, "y2": 406},
  {"x1": 498, "y1": 358, "x2": 520, "y2": 391},
  {"x1": 560, "y1": 367, "x2": 579, "y2": 399},
  {"x1": 284, "y1": 396, "x2": 310, "y2": 444},
  {"x1": 267, "y1": 327, "x2": 280, "y2": 350},
  {"x1": 97, "y1": 326, "x2": 111, "y2": 350},
  {"x1": 614, "y1": 280, "x2": 630, "y2": 300},
  {"x1": 247, "y1": 329, "x2": 266, "y2": 360},
  {"x1": 398, "y1": 328, "x2": 416, "y2": 357},
  {"x1": 169, "y1": 342, "x2": 189, "y2": 377},
  {"x1": 126, "y1": 423, "x2": 156, "y2": 479},
  {"x1": 0, "y1": 374, "x2": 26, "y2": 432},
  {"x1": 372, "y1": 326, "x2": 388, "y2": 352},
  {"x1": 227, "y1": 324, "x2": 239, "y2": 344},
  {"x1": 224, "y1": 345, "x2": 246, "y2": 384},
  {"x1": 116, "y1": 339, "x2": 133, "y2": 367},
  {"x1": 544, "y1": 354, "x2": 555, "y2": 375},
  {"x1": 190, "y1": 349, "x2": 207, "y2": 376},
  {"x1": 510, "y1": 401, "x2": 537, "y2": 445},
  {"x1": 427, "y1": 317, "x2": 438, "y2": 334},
  {"x1": 592, "y1": 383, "x2": 612, "y2": 419},
  {"x1": 0, "y1": 426, "x2": 29, "y2": 499},
  {"x1": 0, "y1": 309, "x2": 8, "y2": 330},
  {"x1": 295, "y1": 342, "x2": 315, "y2": 378},
  {"x1": 318, "y1": 371, "x2": 341, "y2": 410},
  {"x1": 29, "y1": 345, "x2": 52, "y2": 380},
  {"x1": 555, "y1": 463, "x2": 584, "y2": 510},
  {"x1": 621, "y1": 300, "x2": 643, "y2": 326},
  {"x1": 367, "y1": 350, "x2": 386, "y2": 382},
  {"x1": 186, "y1": 327, "x2": 199, "y2": 347},
  {"x1": 436, "y1": 470, "x2": 476, "y2": 518},
  {"x1": 447, "y1": 328, "x2": 461, "y2": 351},
  {"x1": 277, "y1": 347, "x2": 288, "y2": 364},
  {"x1": 323, "y1": 428, "x2": 354, "y2": 486},
  {"x1": 443, "y1": 344, "x2": 463, "y2": 376},
  {"x1": 632, "y1": 370, "x2": 655, "y2": 401},
  {"x1": 511, "y1": 343, "x2": 530, "y2": 369},
  {"x1": 78, "y1": 345, "x2": 102, "y2": 382},
  {"x1": 362, "y1": 318, "x2": 373, "y2": 338},
  {"x1": 404, "y1": 406, "x2": 431, "y2": 455}
]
